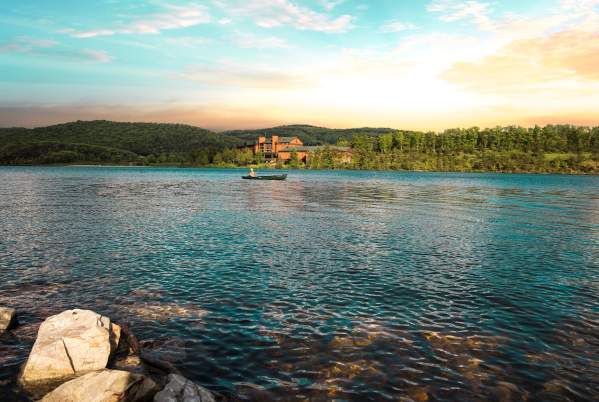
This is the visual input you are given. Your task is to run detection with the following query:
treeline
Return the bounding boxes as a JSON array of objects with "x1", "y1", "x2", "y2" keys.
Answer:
[
  {"x1": 334, "y1": 125, "x2": 599, "y2": 173},
  {"x1": 1, "y1": 121, "x2": 598, "y2": 173},
  {"x1": 0, "y1": 142, "x2": 139, "y2": 165}
]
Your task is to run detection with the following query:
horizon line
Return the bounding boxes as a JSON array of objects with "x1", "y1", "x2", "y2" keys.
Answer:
[{"x1": 2, "y1": 118, "x2": 598, "y2": 133}]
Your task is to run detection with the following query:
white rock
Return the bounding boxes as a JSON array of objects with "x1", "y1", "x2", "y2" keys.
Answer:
[
  {"x1": 20, "y1": 309, "x2": 121, "y2": 386},
  {"x1": 0, "y1": 307, "x2": 16, "y2": 332},
  {"x1": 41, "y1": 369, "x2": 156, "y2": 402},
  {"x1": 154, "y1": 374, "x2": 216, "y2": 402}
]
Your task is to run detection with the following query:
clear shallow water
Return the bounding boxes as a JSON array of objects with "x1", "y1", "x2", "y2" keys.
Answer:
[{"x1": 1, "y1": 166, "x2": 598, "y2": 401}]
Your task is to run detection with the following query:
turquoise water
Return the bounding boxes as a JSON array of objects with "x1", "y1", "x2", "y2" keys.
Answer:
[{"x1": 1, "y1": 167, "x2": 598, "y2": 401}]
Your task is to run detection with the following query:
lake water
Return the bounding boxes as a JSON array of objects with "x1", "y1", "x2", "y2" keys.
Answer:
[{"x1": 1, "y1": 167, "x2": 598, "y2": 401}]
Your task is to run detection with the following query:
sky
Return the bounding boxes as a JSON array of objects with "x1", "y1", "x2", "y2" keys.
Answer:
[{"x1": 0, "y1": 0, "x2": 598, "y2": 131}]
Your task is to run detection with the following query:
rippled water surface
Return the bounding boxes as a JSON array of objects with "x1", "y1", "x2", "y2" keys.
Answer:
[{"x1": 1, "y1": 167, "x2": 599, "y2": 401}]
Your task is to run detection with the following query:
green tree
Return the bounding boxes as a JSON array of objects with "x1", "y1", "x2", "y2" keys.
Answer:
[{"x1": 289, "y1": 151, "x2": 301, "y2": 168}]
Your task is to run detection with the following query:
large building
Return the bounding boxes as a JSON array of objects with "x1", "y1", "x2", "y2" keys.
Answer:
[{"x1": 239, "y1": 135, "x2": 352, "y2": 163}]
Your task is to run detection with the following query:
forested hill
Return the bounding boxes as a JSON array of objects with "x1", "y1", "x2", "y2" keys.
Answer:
[
  {"x1": 0, "y1": 120, "x2": 241, "y2": 165},
  {"x1": 0, "y1": 120, "x2": 598, "y2": 173}
]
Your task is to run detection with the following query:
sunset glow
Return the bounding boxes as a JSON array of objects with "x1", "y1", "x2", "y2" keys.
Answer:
[{"x1": 1, "y1": 0, "x2": 598, "y2": 130}]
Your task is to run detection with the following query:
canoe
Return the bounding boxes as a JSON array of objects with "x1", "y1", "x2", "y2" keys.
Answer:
[{"x1": 242, "y1": 174, "x2": 287, "y2": 180}]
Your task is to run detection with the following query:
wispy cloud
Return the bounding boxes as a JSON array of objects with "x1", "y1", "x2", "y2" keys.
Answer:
[
  {"x1": 216, "y1": 0, "x2": 355, "y2": 33},
  {"x1": 63, "y1": 3, "x2": 211, "y2": 38},
  {"x1": 561, "y1": 0, "x2": 599, "y2": 11},
  {"x1": 379, "y1": 20, "x2": 417, "y2": 33},
  {"x1": 0, "y1": 36, "x2": 59, "y2": 53},
  {"x1": 15, "y1": 36, "x2": 58, "y2": 48},
  {"x1": 164, "y1": 36, "x2": 211, "y2": 47},
  {"x1": 80, "y1": 49, "x2": 112, "y2": 63},
  {"x1": 318, "y1": 0, "x2": 346, "y2": 11},
  {"x1": 427, "y1": 0, "x2": 492, "y2": 30},
  {"x1": 180, "y1": 62, "x2": 310, "y2": 89},
  {"x1": 235, "y1": 33, "x2": 290, "y2": 49},
  {"x1": 0, "y1": 37, "x2": 112, "y2": 63}
]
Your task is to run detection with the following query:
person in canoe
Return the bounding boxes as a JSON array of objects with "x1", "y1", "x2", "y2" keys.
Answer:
[{"x1": 248, "y1": 168, "x2": 256, "y2": 178}]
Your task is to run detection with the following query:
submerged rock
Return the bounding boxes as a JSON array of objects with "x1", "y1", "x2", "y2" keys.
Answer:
[
  {"x1": 423, "y1": 331, "x2": 507, "y2": 353},
  {"x1": 154, "y1": 374, "x2": 216, "y2": 402},
  {"x1": 20, "y1": 309, "x2": 121, "y2": 389},
  {"x1": 120, "y1": 303, "x2": 208, "y2": 323},
  {"x1": 41, "y1": 369, "x2": 157, "y2": 402},
  {"x1": 0, "y1": 307, "x2": 17, "y2": 332},
  {"x1": 406, "y1": 386, "x2": 430, "y2": 402}
]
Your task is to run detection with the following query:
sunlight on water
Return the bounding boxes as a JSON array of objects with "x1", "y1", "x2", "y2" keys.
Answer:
[{"x1": 1, "y1": 167, "x2": 598, "y2": 401}]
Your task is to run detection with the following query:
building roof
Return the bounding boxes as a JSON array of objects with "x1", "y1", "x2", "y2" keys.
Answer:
[
  {"x1": 278, "y1": 137, "x2": 297, "y2": 143},
  {"x1": 260, "y1": 136, "x2": 298, "y2": 144}
]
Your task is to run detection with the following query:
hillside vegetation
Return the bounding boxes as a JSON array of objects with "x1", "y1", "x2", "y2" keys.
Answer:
[
  {"x1": 0, "y1": 120, "x2": 241, "y2": 165},
  {"x1": 1, "y1": 120, "x2": 598, "y2": 173}
]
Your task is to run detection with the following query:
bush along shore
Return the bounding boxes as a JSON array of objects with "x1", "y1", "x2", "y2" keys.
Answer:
[
  {"x1": 1, "y1": 307, "x2": 218, "y2": 402},
  {"x1": 1, "y1": 120, "x2": 599, "y2": 174}
]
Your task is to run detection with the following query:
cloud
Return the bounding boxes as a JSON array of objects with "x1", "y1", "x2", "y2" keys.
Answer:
[
  {"x1": 179, "y1": 63, "x2": 311, "y2": 89},
  {"x1": 427, "y1": 0, "x2": 492, "y2": 29},
  {"x1": 63, "y1": 3, "x2": 211, "y2": 38},
  {"x1": 318, "y1": 0, "x2": 346, "y2": 11},
  {"x1": 64, "y1": 29, "x2": 115, "y2": 39},
  {"x1": 442, "y1": 30, "x2": 599, "y2": 93},
  {"x1": 0, "y1": 36, "x2": 59, "y2": 52},
  {"x1": 0, "y1": 36, "x2": 111, "y2": 63},
  {"x1": 164, "y1": 36, "x2": 211, "y2": 47},
  {"x1": 379, "y1": 20, "x2": 417, "y2": 33},
  {"x1": 81, "y1": 49, "x2": 112, "y2": 63},
  {"x1": 561, "y1": 0, "x2": 599, "y2": 11},
  {"x1": 215, "y1": 0, "x2": 355, "y2": 33},
  {"x1": 15, "y1": 36, "x2": 58, "y2": 48},
  {"x1": 235, "y1": 33, "x2": 289, "y2": 49}
]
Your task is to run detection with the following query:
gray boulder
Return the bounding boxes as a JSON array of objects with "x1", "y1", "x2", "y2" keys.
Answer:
[{"x1": 154, "y1": 374, "x2": 216, "y2": 402}]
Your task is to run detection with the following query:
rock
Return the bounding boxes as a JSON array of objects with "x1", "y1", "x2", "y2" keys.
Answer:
[
  {"x1": 0, "y1": 307, "x2": 17, "y2": 332},
  {"x1": 112, "y1": 354, "x2": 145, "y2": 374},
  {"x1": 41, "y1": 369, "x2": 157, "y2": 402},
  {"x1": 154, "y1": 374, "x2": 216, "y2": 402},
  {"x1": 111, "y1": 322, "x2": 122, "y2": 353},
  {"x1": 20, "y1": 309, "x2": 121, "y2": 388}
]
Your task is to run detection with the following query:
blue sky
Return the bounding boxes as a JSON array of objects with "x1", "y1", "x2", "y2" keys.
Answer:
[{"x1": 1, "y1": 0, "x2": 598, "y2": 129}]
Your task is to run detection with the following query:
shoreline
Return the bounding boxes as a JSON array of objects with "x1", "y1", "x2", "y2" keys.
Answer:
[{"x1": 1, "y1": 163, "x2": 598, "y2": 176}]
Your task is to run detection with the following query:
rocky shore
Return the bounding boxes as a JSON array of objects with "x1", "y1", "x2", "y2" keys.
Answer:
[{"x1": 1, "y1": 307, "x2": 217, "y2": 402}]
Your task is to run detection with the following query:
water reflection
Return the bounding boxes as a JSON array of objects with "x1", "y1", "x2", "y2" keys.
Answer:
[{"x1": 1, "y1": 167, "x2": 598, "y2": 401}]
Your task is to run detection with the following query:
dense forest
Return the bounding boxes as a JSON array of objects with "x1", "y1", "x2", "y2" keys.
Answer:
[{"x1": 1, "y1": 120, "x2": 598, "y2": 173}]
